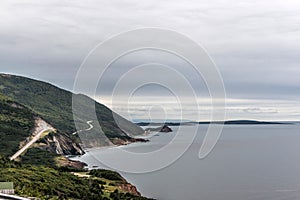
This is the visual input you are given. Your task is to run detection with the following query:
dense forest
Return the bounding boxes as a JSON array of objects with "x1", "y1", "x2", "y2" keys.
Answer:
[{"x1": 0, "y1": 156, "x2": 152, "y2": 200}]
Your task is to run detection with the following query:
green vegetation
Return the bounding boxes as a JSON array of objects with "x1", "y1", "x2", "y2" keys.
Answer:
[
  {"x1": 0, "y1": 156, "x2": 102, "y2": 199},
  {"x1": 20, "y1": 148, "x2": 58, "y2": 168},
  {"x1": 0, "y1": 156, "x2": 153, "y2": 200},
  {"x1": 0, "y1": 74, "x2": 153, "y2": 199},
  {"x1": 109, "y1": 189, "x2": 151, "y2": 200},
  {"x1": 0, "y1": 93, "x2": 35, "y2": 156},
  {"x1": 89, "y1": 169, "x2": 124, "y2": 181},
  {"x1": 0, "y1": 74, "x2": 144, "y2": 152}
]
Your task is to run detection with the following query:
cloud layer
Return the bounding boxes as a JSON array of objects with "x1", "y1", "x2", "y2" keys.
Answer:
[{"x1": 0, "y1": 0, "x2": 299, "y2": 120}]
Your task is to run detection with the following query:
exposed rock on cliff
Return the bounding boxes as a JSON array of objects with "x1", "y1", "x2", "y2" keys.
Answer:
[
  {"x1": 42, "y1": 133, "x2": 84, "y2": 155},
  {"x1": 56, "y1": 156, "x2": 87, "y2": 169},
  {"x1": 118, "y1": 182, "x2": 141, "y2": 196}
]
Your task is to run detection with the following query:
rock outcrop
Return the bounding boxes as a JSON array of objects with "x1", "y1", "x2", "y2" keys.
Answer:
[
  {"x1": 42, "y1": 133, "x2": 84, "y2": 155},
  {"x1": 118, "y1": 183, "x2": 141, "y2": 196},
  {"x1": 145, "y1": 125, "x2": 173, "y2": 132}
]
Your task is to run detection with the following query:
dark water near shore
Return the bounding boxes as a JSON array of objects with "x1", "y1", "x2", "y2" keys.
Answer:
[{"x1": 74, "y1": 124, "x2": 300, "y2": 200}]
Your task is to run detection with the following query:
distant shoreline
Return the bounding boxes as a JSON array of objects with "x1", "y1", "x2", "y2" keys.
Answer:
[{"x1": 135, "y1": 120, "x2": 294, "y2": 126}]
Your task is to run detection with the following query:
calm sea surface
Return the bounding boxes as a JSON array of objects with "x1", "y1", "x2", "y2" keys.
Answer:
[{"x1": 74, "y1": 124, "x2": 300, "y2": 200}]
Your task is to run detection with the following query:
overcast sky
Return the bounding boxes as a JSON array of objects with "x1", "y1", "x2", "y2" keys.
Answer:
[{"x1": 0, "y1": 0, "x2": 300, "y2": 121}]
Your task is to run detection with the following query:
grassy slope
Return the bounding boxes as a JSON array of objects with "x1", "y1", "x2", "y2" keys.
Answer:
[
  {"x1": 0, "y1": 93, "x2": 35, "y2": 156},
  {"x1": 0, "y1": 74, "x2": 144, "y2": 149}
]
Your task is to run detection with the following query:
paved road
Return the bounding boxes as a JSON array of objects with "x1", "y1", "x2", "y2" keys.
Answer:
[
  {"x1": 85, "y1": 120, "x2": 94, "y2": 131},
  {"x1": 10, "y1": 128, "x2": 55, "y2": 161},
  {"x1": 72, "y1": 120, "x2": 94, "y2": 135}
]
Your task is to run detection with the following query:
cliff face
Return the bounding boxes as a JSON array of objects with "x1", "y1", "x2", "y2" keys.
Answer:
[
  {"x1": 118, "y1": 182, "x2": 141, "y2": 196},
  {"x1": 17, "y1": 117, "x2": 83, "y2": 156},
  {"x1": 42, "y1": 133, "x2": 84, "y2": 155},
  {"x1": 0, "y1": 73, "x2": 145, "y2": 155}
]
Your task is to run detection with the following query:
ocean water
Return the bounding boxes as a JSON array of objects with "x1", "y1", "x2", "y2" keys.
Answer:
[{"x1": 74, "y1": 124, "x2": 300, "y2": 200}]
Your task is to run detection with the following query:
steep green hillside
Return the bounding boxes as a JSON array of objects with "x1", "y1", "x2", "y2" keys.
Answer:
[
  {"x1": 0, "y1": 74, "x2": 144, "y2": 154},
  {"x1": 0, "y1": 93, "x2": 35, "y2": 156},
  {"x1": 0, "y1": 75, "x2": 153, "y2": 199}
]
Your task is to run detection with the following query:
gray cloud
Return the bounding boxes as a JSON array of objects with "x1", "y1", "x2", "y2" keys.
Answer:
[{"x1": 0, "y1": 0, "x2": 300, "y2": 120}]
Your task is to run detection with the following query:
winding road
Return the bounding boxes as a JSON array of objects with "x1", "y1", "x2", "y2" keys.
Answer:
[{"x1": 72, "y1": 120, "x2": 94, "y2": 135}]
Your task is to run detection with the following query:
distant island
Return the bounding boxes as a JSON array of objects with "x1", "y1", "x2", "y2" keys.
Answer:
[
  {"x1": 136, "y1": 122, "x2": 195, "y2": 126},
  {"x1": 145, "y1": 125, "x2": 173, "y2": 132},
  {"x1": 136, "y1": 120, "x2": 293, "y2": 126}
]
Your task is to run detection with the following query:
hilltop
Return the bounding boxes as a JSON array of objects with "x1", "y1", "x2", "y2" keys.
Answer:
[{"x1": 0, "y1": 73, "x2": 145, "y2": 155}]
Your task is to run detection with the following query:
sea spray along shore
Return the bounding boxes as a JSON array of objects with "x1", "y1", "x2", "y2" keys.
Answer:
[{"x1": 0, "y1": 74, "x2": 154, "y2": 199}]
